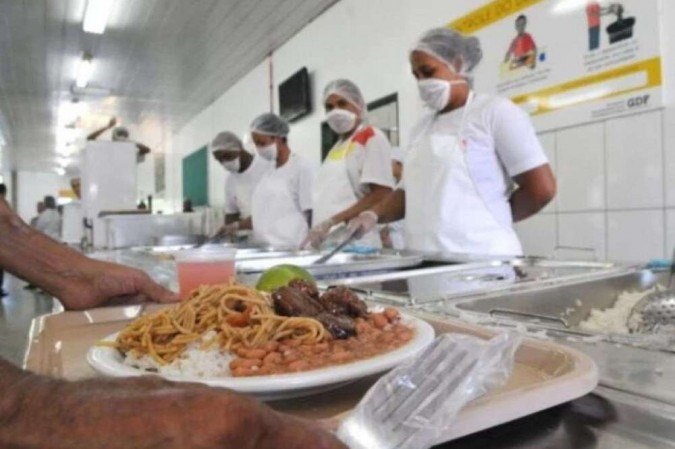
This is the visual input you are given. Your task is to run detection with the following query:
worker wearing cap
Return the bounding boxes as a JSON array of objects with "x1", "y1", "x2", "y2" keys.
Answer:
[
  {"x1": 302, "y1": 79, "x2": 395, "y2": 250},
  {"x1": 87, "y1": 117, "x2": 151, "y2": 160},
  {"x1": 349, "y1": 28, "x2": 555, "y2": 256},
  {"x1": 210, "y1": 131, "x2": 272, "y2": 237},
  {"x1": 249, "y1": 113, "x2": 315, "y2": 248}
]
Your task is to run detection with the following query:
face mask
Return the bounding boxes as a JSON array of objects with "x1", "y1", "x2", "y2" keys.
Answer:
[
  {"x1": 221, "y1": 157, "x2": 240, "y2": 173},
  {"x1": 257, "y1": 142, "x2": 277, "y2": 161},
  {"x1": 417, "y1": 78, "x2": 466, "y2": 111},
  {"x1": 326, "y1": 109, "x2": 357, "y2": 134}
]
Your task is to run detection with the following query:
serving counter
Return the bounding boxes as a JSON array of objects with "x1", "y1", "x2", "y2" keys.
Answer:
[{"x1": 31, "y1": 247, "x2": 675, "y2": 447}]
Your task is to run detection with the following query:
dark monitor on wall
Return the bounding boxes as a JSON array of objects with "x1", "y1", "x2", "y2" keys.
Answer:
[{"x1": 279, "y1": 67, "x2": 311, "y2": 122}]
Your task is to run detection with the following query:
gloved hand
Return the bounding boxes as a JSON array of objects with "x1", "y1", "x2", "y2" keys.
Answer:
[
  {"x1": 214, "y1": 222, "x2": 239, "y2": 239},
  {"x1": 302, "y1": 218, "x2": 336, "y2": 249},
  {"x1": 347, "y1": 211, "x2": 378, "y2": 239}
]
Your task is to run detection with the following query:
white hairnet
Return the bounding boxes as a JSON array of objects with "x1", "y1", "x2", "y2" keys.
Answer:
[
  {"x1": 250, "y1": 113, "x2": 290, "y2": 137},
  {"x1": 323, "y1": 79, "x2": 365, "y2": 111},
  {"x1": 211, "y1": 131, "x2": 243, "y2": 152},
  {"x1": 412, "y1": 27, "x2": 483, "y2": 74}
]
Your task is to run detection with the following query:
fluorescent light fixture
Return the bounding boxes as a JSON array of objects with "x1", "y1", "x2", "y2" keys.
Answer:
[
  {"x1": 75, "y1": 57, "x2": 94, "y2": 88},
  {"x1": 83, "y1": 0, "x2": 114, "y2": 34},
  {"x1": 54, "y1": 167, "x2": 66, "y2": 176}
]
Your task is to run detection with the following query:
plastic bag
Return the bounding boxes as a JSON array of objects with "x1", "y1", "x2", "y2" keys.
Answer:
[{"x1": 337, "y1": 331, "x2": 522, "y2": 449}]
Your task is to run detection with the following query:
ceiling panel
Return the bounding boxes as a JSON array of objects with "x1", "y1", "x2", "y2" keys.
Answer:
[{"x1": 0, "y1": 0, "x2": 338, "y2": 172}]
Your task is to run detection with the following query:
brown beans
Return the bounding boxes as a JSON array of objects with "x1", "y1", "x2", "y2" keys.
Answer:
[
  {"x1": 372, "y1": 313, "x2": 388, "y2": 329},
  {"x1": 229, "y1": 311, "x2": 415, "y2": 377}
]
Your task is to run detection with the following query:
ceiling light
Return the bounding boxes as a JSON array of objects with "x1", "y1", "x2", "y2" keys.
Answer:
[
  {"x1": 83, "y1": 0, "x2": 114, "y2": 34},
  {"x1": 75, "y1": 56, "x2": 94, "y2": 88},
  {"x1": 54, "y1": 167, "x2": 66, "y2": 176}
]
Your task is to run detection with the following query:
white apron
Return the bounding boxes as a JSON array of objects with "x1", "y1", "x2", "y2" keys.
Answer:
[
  {"x1": 404, "y1": 93, "x2": 522, "y2": 256},
  {"x1": 251, "y1": 164, "x2": 309, "y2": 248},
  {"x1": 312, "y1": 131, "x2": 381, "y2": 248}
]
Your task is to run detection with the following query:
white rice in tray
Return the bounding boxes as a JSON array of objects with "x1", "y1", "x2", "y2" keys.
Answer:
[
  {"x1": 577, "y1": 287, "x2": 659, "y2": 334},
  {"x1": 122, "y1": 331, "x2": 234, "y2": 378}
]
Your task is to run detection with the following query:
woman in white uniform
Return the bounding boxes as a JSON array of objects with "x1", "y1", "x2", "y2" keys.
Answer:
[
  {"x1": 210, "y1": 131, "x2": 271, "y2": 237},
  {"x1": 348, "y1": 28, "x2": 556, "y2": 256},
  {"x1": 302, "y1": 80, "x2": 395, "y2": 249},
  {"x1": 249, "y1": 113, "x2": 315, "y2": 248}
]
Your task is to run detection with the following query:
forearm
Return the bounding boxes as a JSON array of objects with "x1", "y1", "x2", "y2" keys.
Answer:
[
  {"x1": 86, "y1": 126, "x2": 110, "y2": 141},
  {"x1": 0, "y1": 199, "x2": 89, "y2": 301},
  {"x1": 0, "y1": 360, "x2": 273, "y2": 449},
  {"x1": 510, "y1": 188, "x2": 550, "y2": 222},
  {"x1": 331, "y1": 187, "x2": 392, "y2": 225},
  {"x1": 371, "y1": 189, "x2": 405, "y2": 224},
  {"x1": 510, "y1": 165, "x2": 556, "y2": 222}
]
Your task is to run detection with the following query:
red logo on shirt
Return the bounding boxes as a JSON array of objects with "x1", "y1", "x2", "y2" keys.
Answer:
[{"x1": 351, "y1": 126, "x2": 375, "y2": 146}]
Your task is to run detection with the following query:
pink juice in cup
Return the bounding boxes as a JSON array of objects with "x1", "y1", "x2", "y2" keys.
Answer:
[{"x1": 175, "y1": 247, "x2": 237, "y2": 299}]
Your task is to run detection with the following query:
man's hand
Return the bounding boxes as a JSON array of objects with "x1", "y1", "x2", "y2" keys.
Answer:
[
  {"x1": 0, "y1": 361, "x2": 346, "y2": 449},
  {"x1": 56, "y1": 258, "x2": 178, "y2": 310}
]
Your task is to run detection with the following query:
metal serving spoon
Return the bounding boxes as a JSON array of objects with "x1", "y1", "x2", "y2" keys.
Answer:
[{"x1": 628, "y1": 248, "x2": 675, "y2": 332}]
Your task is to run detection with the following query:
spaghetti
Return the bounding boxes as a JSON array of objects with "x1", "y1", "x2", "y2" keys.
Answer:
[{"x1": 110, "y1": 283, "x2": 327, "y2": 365}]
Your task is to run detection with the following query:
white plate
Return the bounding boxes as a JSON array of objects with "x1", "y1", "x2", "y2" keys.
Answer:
[{"x1": 87, "y1": 313, "x2": 435, "y2": 401}]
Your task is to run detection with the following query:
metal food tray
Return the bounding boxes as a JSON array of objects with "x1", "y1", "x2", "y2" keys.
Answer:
[
  {"x1": 129, "y1": 245, "x2": 311, "y2": 261},
  {"x1": 236, "y1": 250, "x2": 424, "y2": 279},
  {"x1": 332, "y1": 258, "x2": 633, "y2": 305}
]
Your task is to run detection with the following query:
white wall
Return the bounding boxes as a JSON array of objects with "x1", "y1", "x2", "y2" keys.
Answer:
[
  {"x1": 170, "y1": 0, "x2": 675, "y2": 263},
  {"x1": 16, "y1": 171, "x2": 69, "y2": 222},
  {"x1": 165, "y1": 60, "x2": 271, "y2": 213}
]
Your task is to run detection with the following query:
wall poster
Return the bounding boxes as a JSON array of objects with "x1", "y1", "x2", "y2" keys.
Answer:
[{"x1": 449, "y1": 0, "x2": 663, "y2": 131}]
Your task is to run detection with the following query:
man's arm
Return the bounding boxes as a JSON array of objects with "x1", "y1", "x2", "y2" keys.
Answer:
[
  {"x1": 510, "y1": 164, "x2": 556, "y2": 222},
  {"x1": 0, "y1": 358, "x2": 345, "y2": 449},
  {"x1": 87, "y1": 117, "x2": 116, "y2": 141},
  {"x1": 0, "y1": 198, "x2": 177, "y2": 309}
]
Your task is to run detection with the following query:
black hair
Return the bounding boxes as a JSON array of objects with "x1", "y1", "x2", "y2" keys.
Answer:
[
  {"x1": 44, "y1": 195, "x2": 56, "y2": 209},
  {"x1": 516, "y1": 14, "x2": 527, "y2": 22},
  {"x1": 0, "y1": 183, "x2": 6, "y2": 195}
]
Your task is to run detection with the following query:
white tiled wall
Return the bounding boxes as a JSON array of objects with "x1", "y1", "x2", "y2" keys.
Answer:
[{"x1": 516, "y1": 110, "x2": 668, "y2": 263}]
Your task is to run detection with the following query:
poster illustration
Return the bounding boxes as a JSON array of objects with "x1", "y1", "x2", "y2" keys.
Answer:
[{"x1": 449, "y1": 0, "x2": 662, "y2": 131}]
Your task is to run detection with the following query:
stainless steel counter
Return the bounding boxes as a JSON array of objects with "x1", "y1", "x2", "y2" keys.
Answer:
[
  {"x1": 435, "y1": 388, "x2": 675, "y2": 448},
  {"x1": 6, "y1": 253, "x2": 673, "y2": 447}
]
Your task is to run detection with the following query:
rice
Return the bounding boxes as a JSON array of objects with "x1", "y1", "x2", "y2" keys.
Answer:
[
  {"x1": 123, "y1": 331, "x2": 234, "y2": 378},
  {"x1": 577, "y1": 287, "x2": 659, "y2": 334}
]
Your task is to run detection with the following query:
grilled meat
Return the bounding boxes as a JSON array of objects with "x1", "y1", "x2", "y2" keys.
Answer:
[
  {"x1": 316, "y1": 312, "x2": 356, "y2": 339},
  {"x1": 272, "y1": 286, "x2": 324, "y2": 317},
  {"x1": 319, "y1": 286, "x2": 368, "y2": 318},
  {"x1": 272, "y1": 282, "x2": 367, "y2": 339},
  {"x1": 287, "y1": 278, "x2": 320, "y2": 300}
]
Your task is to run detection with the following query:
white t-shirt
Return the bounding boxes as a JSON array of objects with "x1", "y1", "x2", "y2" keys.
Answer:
[
  {"x1": 35, "y1": 208, "x2": 62, "y2": 241},
  {"x1": 406, "y1": 93, "x2": 548, "y2": 228},
  {"x1": 342, "y1": 126, "x2": 396, "y2": 197},
  {"x1": 224, "y1": 154, "x2": 271, "y2": 218},
  {"x1": 251, "y1": 153, "x2": 315, "y2": 247}
]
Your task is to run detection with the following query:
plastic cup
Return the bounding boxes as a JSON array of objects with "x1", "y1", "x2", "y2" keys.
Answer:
[{"x1": 174, "y1": 246, "x2": 237, "y2": 299}]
